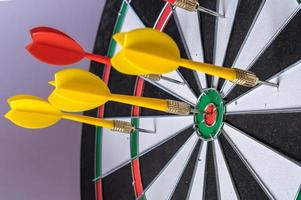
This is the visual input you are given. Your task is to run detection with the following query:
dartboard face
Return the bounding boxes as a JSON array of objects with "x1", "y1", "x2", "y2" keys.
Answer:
[{"x1": 81, "y1": 0, "x2": 301, "y2": 200}]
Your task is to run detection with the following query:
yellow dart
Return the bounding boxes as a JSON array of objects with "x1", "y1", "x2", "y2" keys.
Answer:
[
  {"x1": 4, "y1": 95, "x2": 154, "y2": 134},
  {"x1": 111, "y1": 28, "x2": 278, "y2": 88},
  {"x1": 48, "y1": 68, "x2": 196, "y2": 115}
]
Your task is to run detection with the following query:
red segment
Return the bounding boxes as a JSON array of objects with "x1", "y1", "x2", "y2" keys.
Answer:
[
  {"x1": 132, "y1": 159, "x2": 144, "y2": 196},
  {"x1": 96, "y1": 180, "x2": 103, "y2": 200},
  {"x1": 132, "y1": 78, "x2": 145, "y2": 116},
  {"x1": 204, "y1": 104, "x2": 217, "y2": 126},
  {"x1": 98, "y1": 64, "x2": 112, "y2": 117},
  {"x1": 96, "y1": 64, "x2": 111, "y2": 200},
  {"x1": 154, "y1": 3, "x2": 173, "y2": 31},
  {"x1": 130, "y1": 3, "x2": 173, "y2": 198}
]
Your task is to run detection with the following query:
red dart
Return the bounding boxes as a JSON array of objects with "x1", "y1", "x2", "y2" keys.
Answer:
[{"x1": 26, "y1": 26, "x2": 111, "y2": 66}]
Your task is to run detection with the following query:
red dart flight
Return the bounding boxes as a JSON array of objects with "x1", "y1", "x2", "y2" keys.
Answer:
[{"x1": 26, "y1": 27, "x2": 111, "y2": 66}]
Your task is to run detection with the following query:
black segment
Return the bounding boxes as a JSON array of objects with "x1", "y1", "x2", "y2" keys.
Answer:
[
  {"x1": 81, "y1": 109, "x2": 98, "y2": 200},
  {"x1": 171, "y1": 141, "x2": 201, "y2": 200},
  {"x1": 131, "y1": 0, "x2": 165, "y2": 27},
  {"x1": 226, "y1": 113, "x2": 301, "y2": 162},
  {"x1": 219, "y1": 134, "x2": 269, "y2": 200},
  {"x1": 199, "y1": 0, "x2": 217, "y2": 87},
  {"x1": 140, "y1": 126, "x2": 194, "y2": 188},
  {"x1": 225, "y1": 10, "x2": 301, "y2": 101},
  {"x1": 204, "y1": 142, "x2": 218, "y2": 200},
  {"x1": 218, "y1": 0, "x2": 263, "y2": 90},
  {"x1": 105, "y1": 69, "x2": 136, "y2": 117},
  {"x1": 199, "y1": 0, "x2": 217, "y2": 64},
  {"x1": 102, "y1": 163, "x2": 136, "y2": 200}
]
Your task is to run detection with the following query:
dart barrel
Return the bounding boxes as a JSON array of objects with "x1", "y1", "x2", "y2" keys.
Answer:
[
  {"x1": 231, "y1": 68, "x2": 259, "y2": 87},
  {"x1": 170, "y1": 0, "x2": 199, "y2": 12},
  {"x1": 166, "y1": 100, "x2": 191, "y2": 115},
  {"x1": 141, "y1": 74, "x2": 161, "y2": 81},
  {"x1": 111, "y1": 120, "x2": 133, "y2": 134}
]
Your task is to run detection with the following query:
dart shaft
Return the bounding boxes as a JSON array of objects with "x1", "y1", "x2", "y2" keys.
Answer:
[
  {"x1": 62, "y1": 113, "x2": 115, "y2": 129},
  {"x1": 109, "y1": 94, "x2": 169, "y2": 112},
  {"x1": 179, "y1": 59, "x2": 237, "y2": 81},
  {"x1": 85, "y1": 52, "x2": 111, "y2": 65}
]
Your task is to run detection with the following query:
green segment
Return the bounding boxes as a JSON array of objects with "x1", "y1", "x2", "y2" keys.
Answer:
[
  {"x1": 95, "y1": 128, "x2": 102, "y2": 177},
  {"x1": 194, "y1": 89, "x2": 224, "y2": 140},
  {"x1": 95, "y1": 1, "x2": 129, "y2": 178},
  {"x1": 108, "y1": 1, "x2": 128, "y2": 57},
  {"x1": 297, "y1": 190, "x2": 301, "y2": 200},
  {"x1": 131, "y1": 118, "x2": 139, "y2": 158},
  {"x1": 297, "y1": 0, "x2": 301, "y2": 4}
]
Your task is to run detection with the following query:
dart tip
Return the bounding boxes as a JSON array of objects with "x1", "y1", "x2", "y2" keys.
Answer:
[
  {"x1": 258, "y1": 80, "x2": 279, "y2": 88},
  {"x1": 197, "y1": 6, "x2": 224, "y2": 18},
  {"x1": 48, "y1": 80, "x2": 56, "y2": 87}
]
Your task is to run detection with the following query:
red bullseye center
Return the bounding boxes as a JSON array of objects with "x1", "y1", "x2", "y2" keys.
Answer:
[{"x1": 204, "y1": 104, "x2": 217, "y2": 127}]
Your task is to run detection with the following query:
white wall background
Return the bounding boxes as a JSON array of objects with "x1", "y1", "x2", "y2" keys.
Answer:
[{"x1": 0, "y1": 0, "x2": 105, "y2": 199}]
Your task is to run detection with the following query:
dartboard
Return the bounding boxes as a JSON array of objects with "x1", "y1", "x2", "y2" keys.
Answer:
[{"x1": 80, "y1": 0, "x2": 301, "y2": 199}]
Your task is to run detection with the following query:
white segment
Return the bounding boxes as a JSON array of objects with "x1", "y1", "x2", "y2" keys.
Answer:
[
  {"x1": 221, "y1": 0, "x2": 301, "y2": 96},
  {"x1": 212, "y1": 0, "x2": 239, "y2": 88},
  {"x1": 223, "y1": 123, "x2": 301, "y2": 200},
  {"x1": 174, "y1": 8, "x2": 207, "y2": 89},
  {"x1": 226, "y1": 60, "x2": 301, "y2": 114},
  {"x1": 145, "y1": 134, "x2": 199, "y2": 200},
  {"x1": 114, "y1": 3, "x2": 198, "y2": 105},
  {"x1": 143, "y1": 71, "x2": 198, "y2": 105},
  {"x1": 213, "y1": 139, "x2": 239, "y2": 200},
  {"x1": 101, "y1": 118, "x2": 131, "y2": 177},
  {"x1": 139, "y1": 115, "x2": 193, "y2": 155},
  {"x1": 186, "y1": 141, "x2": 208, "y2": 200}
]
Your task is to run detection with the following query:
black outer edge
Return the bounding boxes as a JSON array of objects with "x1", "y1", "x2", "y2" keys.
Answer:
[{"x1": 80, "y1": 0, "x2": 124, "y2": 199}]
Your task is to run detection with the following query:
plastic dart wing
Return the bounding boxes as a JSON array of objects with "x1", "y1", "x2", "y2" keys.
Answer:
[
  {"x1": 5, "y1": 95, "x2": 62, "y2": 129},
  {"x1": 27, "y1": 27, "x2": 85, "y2": 65},
  {"x1": 48, "y1": 68, "x2": 111, "y2": 112},
  {"x1": 111, "y1": 28, "x2": 180, "y2": 75}
]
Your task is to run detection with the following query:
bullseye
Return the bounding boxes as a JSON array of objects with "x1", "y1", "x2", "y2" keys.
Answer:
[
  {"x1": 194, "y1": 88, "x2": 225, "y2": 141},
  {"x1": 204, "y1": 103, "x2": 217, "y2": 127}
]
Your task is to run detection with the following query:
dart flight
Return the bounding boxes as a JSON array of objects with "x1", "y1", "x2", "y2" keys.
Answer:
[
  {"x1": 5, "y1": 95, "x2": 115, "y2": 130},
  {"x1": 48, "y1": 68, "x2": 194, "y2": 115},
  {"x1": 26, "y1": 27, "x2": 111, "y2": 65}
]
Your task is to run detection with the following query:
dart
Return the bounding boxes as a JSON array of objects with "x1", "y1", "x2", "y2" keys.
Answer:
[
  {"x1": 48, "y1": 68, "x2": 197, "y2": 115},
  {"x1": 4, "y1": 95, "x2": 156, "y2": 134},
  {"x1": 164, "y1": 0, "x2": 224, "y2": 17},
  {"x1": 111, "y1": 28, "x2": 278, "y2": 88},
  {"x1": 26, "y1": 26, "x2": 182, "y2": 85}
]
